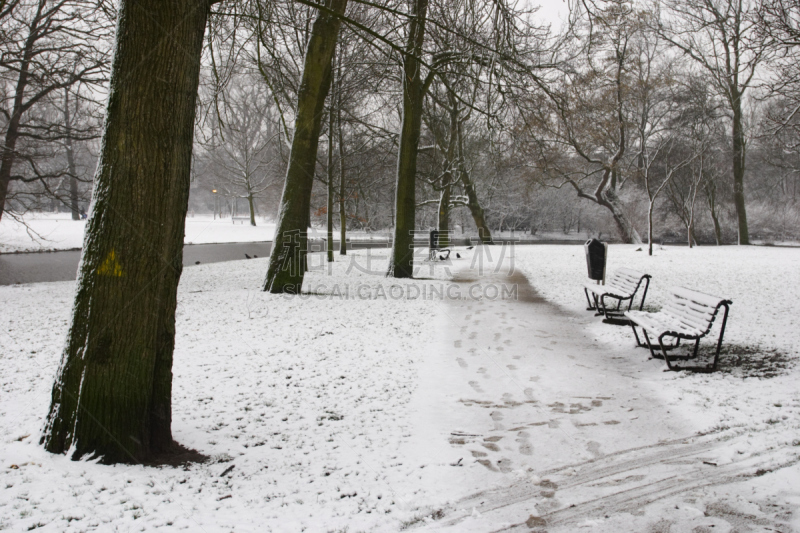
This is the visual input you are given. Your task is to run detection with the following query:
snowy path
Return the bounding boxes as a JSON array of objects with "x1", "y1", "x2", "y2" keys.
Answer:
[{"x1": 402, "y1": 256, "x2": 800, "y2": 531}]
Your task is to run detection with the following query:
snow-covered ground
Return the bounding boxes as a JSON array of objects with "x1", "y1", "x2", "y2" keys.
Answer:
[
  {"x1": 1, "y1": 213, "x2": 603, "y2": 255},
  {"x1": 0, "y1": 213, "x2": 398, "y2": 254},
  {"x1": 1, "y1": 245, "x2": 799, "y2": 532},
  {"x1": 0, "y1": 213, "x2": 277, "y2": 253}
]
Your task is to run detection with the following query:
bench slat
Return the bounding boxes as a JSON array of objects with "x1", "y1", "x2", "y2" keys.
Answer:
[
  {"x1": 617, "y1": 267, "x2": 647, "y2": 278},
  {"x1": 671, "y1": 286, "x2": 729, "y2": 308},
  {"x1": 662, "y1": 300, "x2": 715, "y2": 325}
]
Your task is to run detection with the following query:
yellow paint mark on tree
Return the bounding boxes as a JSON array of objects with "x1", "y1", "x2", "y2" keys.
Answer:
[{"x1": 97, "y1": 249, "x2": 124, "y2": 277}]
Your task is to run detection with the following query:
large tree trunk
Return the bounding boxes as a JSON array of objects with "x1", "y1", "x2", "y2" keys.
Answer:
[
  {"x1": 603, "y1": 188, "x2": 642, "y2": 244},
  {"x1": 388, "y1": 0, "x2": 429, "y2": 278},
  {"x1": 455, "y1": 120, "x2": 492, "y2": 244},
  {"x1": 263, "y1": 0, "x2": 347, "y2": 293},
  {"x1": 731, "y1": 95, "x2": 749, "y2": 244},
  {"x1": 42, "y1": 0, "x2": 212, "y2": 464}
]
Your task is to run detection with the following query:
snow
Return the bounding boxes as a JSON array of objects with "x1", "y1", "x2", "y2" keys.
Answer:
[
  {"x1": 1, "y1": 244, "x2": 799, "y2": 532},
  {"x1": 0, "y1": 213, "x2": 277, "y2": 253},
  {"x1": 0, "y1": 213, "x2": 398, "y2": 254}
]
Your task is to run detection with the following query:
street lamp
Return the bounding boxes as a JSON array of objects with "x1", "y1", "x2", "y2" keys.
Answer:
[{"x1": 212, "y1": 189, "x2": 218, "y2": 219}]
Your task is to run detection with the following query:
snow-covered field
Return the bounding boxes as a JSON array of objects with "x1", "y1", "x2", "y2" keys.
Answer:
[
  {"x1": 1, "y1": 244, "x2": 799, "y2": 532},
  {"x1": 0, "y1": 213, "x2": 281, "y2": 253},
  {"x1": 0, "y1": 213, "x2": 399, "y2": 254},
  {"x1": 1, "y1": 213, "x2": 597, "y2": 255}
]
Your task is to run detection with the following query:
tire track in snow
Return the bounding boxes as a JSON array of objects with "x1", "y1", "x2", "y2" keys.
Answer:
[{"x1": 426, "y1": 422, "x2": 800, "y2": 531}]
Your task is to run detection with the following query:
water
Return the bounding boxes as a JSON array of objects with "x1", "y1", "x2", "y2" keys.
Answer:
[
  {"x1": 0, "y1": 240, "x2": 389, "y2": 285},
  {"x1": 0, "y1": 238, "x2": 580, "y2": 285}
]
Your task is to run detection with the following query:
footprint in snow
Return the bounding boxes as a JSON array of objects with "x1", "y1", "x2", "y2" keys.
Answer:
[
  {"x1": 469, "y1": 381, "x2": 484, "y2": 393},
  {"x1": 496, "y1": 458, "x2": 514, "y2": 473},
  {"x1": 493, "y1": 332, "x2": 501, "y2": 341},
  {"x1": 476, "y1": 459, "x2": 498, "y2": 472},
  {"x1": 468, "y1": 331, "x2": 477, "y2": 340},
  {"x1": 516, "y1": 432, "x2": 534, "y2": 456},
  {"x1": 507, "y1": 364, "x2": 517, "y2": 370},
  {"x1": 586, "y1": 441, "x2": 602, "y2": 458},
  {"x1": 482, "y1": 442, "x2": 501, "y2": 452},
  {"x1": 456, "y1": 358, "x2": 468, "y2": 369},
  {"x1": 524, "y1": 388, "x2": 535, "y2": 399},
  {"x1": 490, "y1": 410, "x2": 504, "y2": 421},
  {"x1": 454, "y1": 340, "x2": 462, "y2": 348}
]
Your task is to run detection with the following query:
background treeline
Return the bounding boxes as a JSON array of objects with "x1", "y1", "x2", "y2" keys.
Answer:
[{"x1": 3, "y1": 0, "x2": 800, "y2": 246}]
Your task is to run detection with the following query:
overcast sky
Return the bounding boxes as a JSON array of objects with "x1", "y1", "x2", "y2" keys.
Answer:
[{"x1": 531, "y1": 0, "x2": 571, "y2": 30}]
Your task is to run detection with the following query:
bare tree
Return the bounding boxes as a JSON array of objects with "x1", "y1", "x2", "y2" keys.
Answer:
[
  {"x1": 203, "y1": 78, "x2": 282, "y2": 226},
  {"x1": 656, "y1": 0, "x2": 773, "y2": 244},
  {"x1": 522, "y1": 0, "x2": 644, "y2": 243},
  {"x1": 263, "y1": 0, "x2": 348, "y2": 293},
  {"x1": 0, "y1": 0, "x2": 110, "y2": 219}
]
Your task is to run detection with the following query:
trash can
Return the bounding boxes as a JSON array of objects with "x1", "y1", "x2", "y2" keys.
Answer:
[
  {"x1": 429, "y1": 229, "x2": 439, "y2": 250},
  {"x1": 584, "y1": 238, "x2": 607, "y2": 282}
]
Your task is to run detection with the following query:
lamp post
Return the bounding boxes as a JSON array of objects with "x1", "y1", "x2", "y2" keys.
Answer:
[{"x1": 212, "y1": 188, "x2": 218, "y2": 220}]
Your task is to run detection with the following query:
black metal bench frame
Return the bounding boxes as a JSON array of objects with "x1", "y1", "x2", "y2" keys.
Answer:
[
  {"x1": 428, "y1": 247, "x2": 451, "y2": 261},
  {"x1": 584, "y1": 269, "x2": 651, "y2": 325},
  {"x1": 625, "y1": 288, "x2": 732, "y2": 373}
]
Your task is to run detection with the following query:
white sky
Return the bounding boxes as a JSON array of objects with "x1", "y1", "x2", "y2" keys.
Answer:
[{"x1": 530, "y1": 0, "x2": 571, "y2": 30}]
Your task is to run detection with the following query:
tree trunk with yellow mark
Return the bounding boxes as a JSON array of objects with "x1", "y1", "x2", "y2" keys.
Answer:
[{"x1": 42, "y1": 0, "x2": 214, "y2": 464}]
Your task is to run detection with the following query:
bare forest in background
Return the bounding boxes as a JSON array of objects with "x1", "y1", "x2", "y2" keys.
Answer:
[{"x1": 2, "y1": 0, "x2": 800, "y2": 246}]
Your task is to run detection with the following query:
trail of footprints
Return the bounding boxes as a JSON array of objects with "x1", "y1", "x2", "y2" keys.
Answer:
[{"x1": 451, "y1": 301, "x2": 618, "y2": 472}]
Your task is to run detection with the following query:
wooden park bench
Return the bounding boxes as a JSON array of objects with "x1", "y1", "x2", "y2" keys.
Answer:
[
  {"x1": 624, "y1": 286, "x2": 732, "y2": 372},
  {"x1": 584, "y1": 268, "x2": 651, "y2": 325}
]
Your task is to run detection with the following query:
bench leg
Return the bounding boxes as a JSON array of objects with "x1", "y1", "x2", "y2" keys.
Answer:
[
  {"x1": 602, "y1": 295, "x2": 633, "y2": 325},
  {"x1": 638, "y1": 277, "x2": 651, "y2": 311},
  {"x1": 659, "y1": 334, "x2": 678, "y2": 370},
  {"x1": 642, "y1": 330, "x2": 659, "y2": 359},
  {"x1": 630, "y1": 323, "x2": 649, "y2": 348},
  {"x1": 709, "y1": 303, "x2": 731, "y2": 372},
  {"x1": 584, "y1": 288, "x2": 597, "y2": 311}
]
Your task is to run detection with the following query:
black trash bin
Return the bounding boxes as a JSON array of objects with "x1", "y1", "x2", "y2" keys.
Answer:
[
  {"x1": 584, "y1": 238, "x2": 608, "y2": 282},
  {"x1": 429, "y1": 229, "x2": 439, "y2": 250}
]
